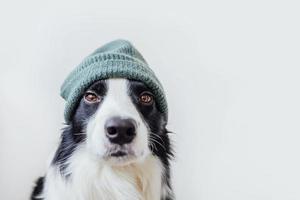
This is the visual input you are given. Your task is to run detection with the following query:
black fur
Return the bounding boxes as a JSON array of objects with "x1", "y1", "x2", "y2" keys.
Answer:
[
  {"x1": 31, "y1": 177, "x2": 44, "y2": 200},
  {"x1": 31, "y1": 79, "x2": 173, "y2": 200}
]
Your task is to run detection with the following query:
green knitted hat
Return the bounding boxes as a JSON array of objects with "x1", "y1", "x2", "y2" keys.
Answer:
[{"x1": 60, "y1": 39, "x2": 168, "y2": 123}]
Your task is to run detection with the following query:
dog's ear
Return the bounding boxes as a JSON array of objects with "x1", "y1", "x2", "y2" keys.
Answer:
[{"x1": 31, "y1": 177, "x2": 44, "y2": 200}]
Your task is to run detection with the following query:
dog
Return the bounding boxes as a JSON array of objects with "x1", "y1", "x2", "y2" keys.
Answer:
[{"x1": 31, "y1": 78, "x2": 174, "y2": 200}]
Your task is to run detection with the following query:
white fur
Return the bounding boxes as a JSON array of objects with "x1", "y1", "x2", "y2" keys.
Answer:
[
  {"x1": 41, "y1": 79, "x2": 167, "y2": 200},
  {"x1": 43, "y1": 147, "x2": 164, "y2": 200}
]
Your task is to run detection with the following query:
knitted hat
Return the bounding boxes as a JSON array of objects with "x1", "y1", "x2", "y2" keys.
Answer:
[{"x1": 61, "y1": 39, "x2": 168, "y2": 123}]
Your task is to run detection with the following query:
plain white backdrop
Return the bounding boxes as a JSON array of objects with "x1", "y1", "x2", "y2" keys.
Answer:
[{"x1": 1, "y1": 0, "x2": 300, "y2": 199}]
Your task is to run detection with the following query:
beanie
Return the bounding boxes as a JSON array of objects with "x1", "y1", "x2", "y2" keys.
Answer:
[{"x1": 60, "y1": 39, "x2": 168, "y2": 123}]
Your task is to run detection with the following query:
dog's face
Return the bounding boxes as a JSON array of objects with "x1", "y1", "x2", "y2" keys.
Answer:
[{"x1": 72, "y1": 78, "x2": 167, "y2": 165}]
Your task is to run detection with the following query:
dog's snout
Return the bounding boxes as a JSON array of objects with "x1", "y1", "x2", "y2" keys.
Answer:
[{"x1": 105, "y1": 117, "x2": 136, "y2": 145}]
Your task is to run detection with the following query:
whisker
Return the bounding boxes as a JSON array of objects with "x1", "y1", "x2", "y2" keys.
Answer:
[
  {"x1": 149, "y1": 134, "x2": 166, "y2": 151},
  {"x1": 148, "y1": 137, "x2": 158, "y2": 152}
]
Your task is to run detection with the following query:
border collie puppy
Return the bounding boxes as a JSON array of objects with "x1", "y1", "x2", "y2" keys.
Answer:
[{"x1": 31, "y1": 40, "x2": 174, "y2": 200}]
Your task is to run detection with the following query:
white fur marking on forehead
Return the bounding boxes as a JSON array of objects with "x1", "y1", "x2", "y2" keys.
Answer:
[{"x1": 101, "y1": 78, "x2": 137, "y2": 119}]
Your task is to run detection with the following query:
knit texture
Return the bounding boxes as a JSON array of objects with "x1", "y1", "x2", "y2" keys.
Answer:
[{"x1": 61, "y1": 39, "x2": 168, "y2": 123}]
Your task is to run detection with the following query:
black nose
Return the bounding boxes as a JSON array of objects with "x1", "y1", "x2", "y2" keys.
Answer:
[{"x1": 105, "y1": 117, "x2": 136, "y2": 145}]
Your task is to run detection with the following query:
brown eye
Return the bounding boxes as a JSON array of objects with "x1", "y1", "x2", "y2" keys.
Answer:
[
  {"x1": 84, "y1": 92, "x2": 100, "y2": 103},
  {"x1": 139, "y1": 92, "x2": 154, "y2": 105}
]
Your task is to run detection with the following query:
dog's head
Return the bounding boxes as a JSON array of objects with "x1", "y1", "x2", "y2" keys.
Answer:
[{"x1": 70, "y1": 78, "x2": 167, "y2": 165}]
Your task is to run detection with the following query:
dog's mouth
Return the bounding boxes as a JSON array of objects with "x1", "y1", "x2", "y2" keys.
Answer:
[
  {"x1": 103, "y1": 144, "x2": 141, "y2": 165},
  {"x1": 105, "y1": 144, "x2": 135, "y2": 158},
  {"x1": 110, "y1": 150, "x2": 128, "y2": 157}
]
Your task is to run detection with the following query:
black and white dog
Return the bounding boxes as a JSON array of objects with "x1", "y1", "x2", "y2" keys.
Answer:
[{"x1": 31, "y1": 78, "x2": 174, "y2": 200}]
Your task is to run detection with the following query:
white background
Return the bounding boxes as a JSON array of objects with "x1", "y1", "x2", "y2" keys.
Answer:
[{"x1": 1, "y1": 0, "x2": 300, "y2": 199}]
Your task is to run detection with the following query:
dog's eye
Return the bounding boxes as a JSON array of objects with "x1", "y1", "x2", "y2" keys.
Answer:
[
  {"x1": 139, "y1": 92, "x2": 154, "y2": 105},
  {"x1": 84, "y1": 92, "x2": 100, "y2": 103}
]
